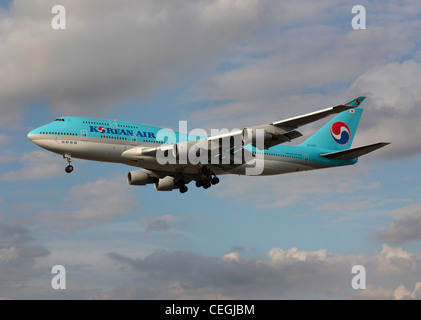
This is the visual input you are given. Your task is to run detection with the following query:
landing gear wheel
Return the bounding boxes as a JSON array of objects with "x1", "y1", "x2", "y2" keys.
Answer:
[
  {"x1": 63, "y1": 154, "x2": 73, "y2": 173},
  {"x1": 203, "y1": 180, "x2": 211, "y2": 189},
  {"x1": 179, "y1": 185, "x2": 188, "y2": 193},
  {"x1": 211, "y1": 177, "x2": 220, "y2": 185},
  {"x1": 198, "y1": 166, "x2": 219, "y2": 190}
]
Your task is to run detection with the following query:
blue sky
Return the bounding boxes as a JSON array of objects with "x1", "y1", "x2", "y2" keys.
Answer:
[{"x1": 1, "y1": 0, "x2": 421, "y2": 299}]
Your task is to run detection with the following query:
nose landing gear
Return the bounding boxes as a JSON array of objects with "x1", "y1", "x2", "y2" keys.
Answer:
[
  {"x1": 65, "y1": 165, "x2": 74, "y2": 173},
  {"x1": 63, "y1": 154, "x2": 74, "y2": 173}
]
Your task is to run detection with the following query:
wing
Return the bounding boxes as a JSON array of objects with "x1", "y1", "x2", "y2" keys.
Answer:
[
  {"x1": 270, "y1": 97, "x2": 365, "y2": 130},
  {"x1": 206, "y1": 96, "x2": 365, "y2": 149},
  {"x1": 122, "y1": 97, "x2": 366, "y2": 165},
  {"x1": 123, "y1": 97, "x2": 368, "y2": 193}
]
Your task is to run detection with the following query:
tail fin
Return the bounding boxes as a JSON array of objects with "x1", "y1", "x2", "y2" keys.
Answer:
[{"x1": 301, "y1": 97, "x2": 365, "y2": 151}]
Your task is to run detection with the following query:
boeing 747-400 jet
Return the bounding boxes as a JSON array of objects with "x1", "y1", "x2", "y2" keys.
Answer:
[{"x1": 27, "y1": 97, "x2": 389, "y2": 193}]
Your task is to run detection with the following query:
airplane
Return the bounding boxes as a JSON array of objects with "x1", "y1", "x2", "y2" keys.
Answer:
[{"x1": 27, "y1": 97, "x2": 389, "y2": 193}]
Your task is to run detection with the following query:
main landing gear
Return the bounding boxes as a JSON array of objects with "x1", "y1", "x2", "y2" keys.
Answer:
[
  {"x1": 63, "y1": 154, "x2": 74, "y2": 173},
  {"x1": 179, "y1": 185, "x2": 188, "y2": 194},
  {"x1": 175, "y1": 179, "x2": 188, "y2": 194},
  {"x1": 195, "y1": 167, "x2": 220, "y2": 190}
]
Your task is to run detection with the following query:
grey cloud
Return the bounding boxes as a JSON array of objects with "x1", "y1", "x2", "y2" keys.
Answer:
[
  {"x1": 0, "y1": 220, "x2": 33, "y2": 245},
  {"x1": 0, "y1": 221, "x2": 51, "y2": 297},
  {"x1": 377, "y1": 204, "x2": 421, "y2": 243},
  {"x1": 185, "y1": 2, "x2": 421, "y2": 160},
  {"x1": 0, "y1": 134, "x2": 10, "y2": 146},
  {"x1": 105, "y1": 244, "x2": 421, "y2": 299},
  {"x1": 348, "y1": 60, "x2": 421, "y2": 159},
  {"x1": 145, "y1": 217, "x2": 171, "y2": 233},
  {"x1": 196, "y1": 25, "x2": 408, "y2": 103},
  {"x1": 378, "y1": 215, "x2": 421, "y2": 244},
  {"x1": 106, "y1": 250, "x2": 292, "y2": 299},
  {"x1": 39, "y1": 176, "x2": 139, "y2": 231},
  {"x1": 211, "y1": 166, "x2": 378, "y2": 209},
  {"x1": 0, "y1": 150, "x2": 63, "y2": 181},
  {"x1": 0, "y1": 0, "x2": 263, "y2": 126},
  {"x1": 138, "y1": 214, "x2": 202, "y2": 239},
  {"x1": 230, "y1": 246, "x2": 245, "y2": 253},
  {"x1": 140, "y1": 215, "x2": 182, "y2": 233}
]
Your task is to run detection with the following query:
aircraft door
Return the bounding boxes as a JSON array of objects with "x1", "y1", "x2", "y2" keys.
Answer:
[
  {"x1": 130, "y1": 133, "x2": 137, "y2": 145},
  {"x1": 81, "y1": 129, "x2": 88, "y2": 141}
]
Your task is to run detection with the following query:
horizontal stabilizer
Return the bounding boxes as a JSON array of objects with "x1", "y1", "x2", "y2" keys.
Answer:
[{"x1": 320, "y1": 142, "x2": 390, "y2": 160}]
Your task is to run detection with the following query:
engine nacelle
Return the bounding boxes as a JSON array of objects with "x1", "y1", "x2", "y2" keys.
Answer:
[
  {"x1": 242, "y1": 128, "x2": 273, "y2": 146},
  {"x1": 154, "y1": 176, "x2": 177, "y2": 191},
  {"x1": 127, "y1": 169, "x2": 157, "y2": 186}
]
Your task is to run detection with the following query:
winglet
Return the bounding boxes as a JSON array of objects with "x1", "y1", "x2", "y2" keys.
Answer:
[{"x1": 345, "y1": 96, "x2": 366, "y2": 107}]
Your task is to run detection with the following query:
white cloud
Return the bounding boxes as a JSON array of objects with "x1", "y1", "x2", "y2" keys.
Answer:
[
  {"x1": 268, "y1": 247, "x2": 328, "y2": 265},
  {"x1": 393, "y1": 282, "x2": 421, "y2": 300},
  {"x1": 351, "y1": 61, "x2": 421, "y2": 111},
  {"x1": 375, "y1": 244, "x2": 415, "y2": 274},
  {"x1": 0, "y1": 246, "x2": 19, "y2": 263},
  {"x1": 357, "y1": 285, "x2": 394, "y2": 300},
  {"x1": 195, "y1": 26, "x2": 404, "y2": 103},
  {"x1": 39, "y1": 176, "x2": 139, "y2": 231},
  {"x1": 1, "y1": 0, "x2": 421, "y2": 300},
  {"x1": 0, "y1": 150, "x2": 63, "y2": 181},
  {"x1": 349, "y1": 60, "x2": 421, "y2": 158},
  {"x1": 184, "y1": 2, "x2": 421, "y2": 161},
  {"x1": 212, "y1": 164, "x2": 378, "y2": 209},
  {"x1": 352, "y1": 281, "x2": 421, "y2": 300},
  {"x1": 0, "y1": 0, "x2": 262, "y2": 126},
  {"x1": 222, "y1": 251, "x2": 242, "y2": 262}
]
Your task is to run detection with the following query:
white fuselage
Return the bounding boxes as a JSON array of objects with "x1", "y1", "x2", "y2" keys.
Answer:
[{"x1": 28, "y1": 133, "x2": 323, "y2": 176}]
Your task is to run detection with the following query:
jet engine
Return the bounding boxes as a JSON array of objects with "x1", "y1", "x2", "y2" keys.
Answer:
[
  {"x1": 127, "y1": 169, "x2": 157, "y2": 186},
  {"x1": 154, "y1": 176, "x2": 177, "y2": 191}
]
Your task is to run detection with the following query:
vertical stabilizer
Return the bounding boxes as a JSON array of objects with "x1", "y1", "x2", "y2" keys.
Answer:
[{"x1": 301, "y1": 106, "x2": 363, "y2": 151}]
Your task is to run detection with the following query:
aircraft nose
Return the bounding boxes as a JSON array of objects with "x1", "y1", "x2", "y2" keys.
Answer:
[
  {"x1": 27, "y1": 129, "x2": 36, "y2": 141},
  {"x1": 27, "y1": 128, "x2": 40, "y2": 143}
]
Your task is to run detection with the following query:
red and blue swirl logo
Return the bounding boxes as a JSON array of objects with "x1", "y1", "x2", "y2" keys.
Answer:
[
  {"x1": 98, "y1": 126, "x2": 106, "y2": 133},
  {"x1": 331, "y1": 121, "x2": 351, "y2": 145}
]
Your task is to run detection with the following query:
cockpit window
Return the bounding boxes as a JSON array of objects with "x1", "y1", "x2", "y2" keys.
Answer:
[{"x1": 55, "y1": 118, "x2": 65, "y2": 122}]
